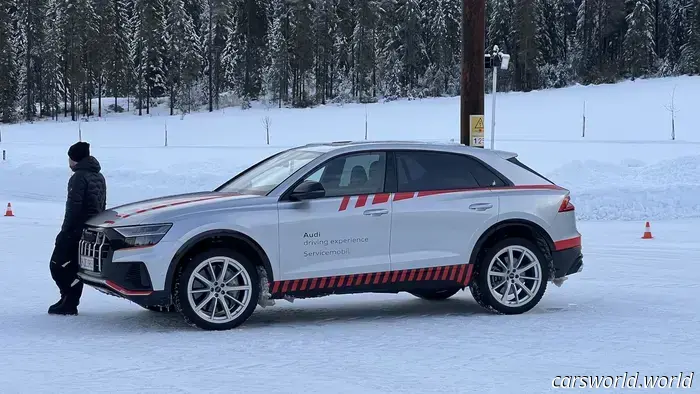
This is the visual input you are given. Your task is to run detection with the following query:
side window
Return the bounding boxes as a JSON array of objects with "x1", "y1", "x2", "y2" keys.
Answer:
[
  {"x1": 395, "y1": 151, "x2": 504, "y2": 192},
  {"x1": 305, "y1": 167, "x2": 324, "y2": 182},
  {"x1": 465, "y1": 157, "x2": 507, "y2": 187},
  {"x1": 300, "y1": 152, "x2": 386, "y2": 198}
]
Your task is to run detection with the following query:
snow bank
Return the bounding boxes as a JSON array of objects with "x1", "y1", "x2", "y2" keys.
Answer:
[
  {"x1": 547, "y1": 155, "x2": 700, "y2": 221},
  {"x1": 3, "y1": 153, "x2": 699, "y2": 222},
  {"x1": 0, "y1": 157, "x2": 257, "y2": 207}
]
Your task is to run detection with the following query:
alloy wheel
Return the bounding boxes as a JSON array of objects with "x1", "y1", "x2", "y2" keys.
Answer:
[
  {"x1": 486, "y1": 245, "x2": 543, "y2": 308},
  {"x1": 186, "y1": 256, "x2": 253, "y2": 324}
]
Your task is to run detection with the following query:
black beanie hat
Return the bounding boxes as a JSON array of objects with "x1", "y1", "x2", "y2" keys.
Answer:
[{"x1": 68, "y1": 141, "x2": 90, "y2": 162}]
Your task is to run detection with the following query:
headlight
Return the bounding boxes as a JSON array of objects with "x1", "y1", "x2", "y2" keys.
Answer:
[{"x1": 113, "y1": 224, "x2": 172, "y2": 248}]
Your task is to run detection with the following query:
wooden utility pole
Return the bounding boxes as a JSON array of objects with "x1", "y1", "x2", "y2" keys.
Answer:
[{"x1": 460, "y1": 0, "x2": 486, "y2": 147}]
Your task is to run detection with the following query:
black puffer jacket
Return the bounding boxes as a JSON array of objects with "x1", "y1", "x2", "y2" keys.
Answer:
[{"x1": 56, "y1": 156, "x2": 107, "y2": 248}]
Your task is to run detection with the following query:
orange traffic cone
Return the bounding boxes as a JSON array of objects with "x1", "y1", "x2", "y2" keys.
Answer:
[
  {"x1": 4, "y1": 203, "x2": 14, "y2": 217},
  {"x1": 641, "y1": 221, "x2": 653, "y2": 239}
]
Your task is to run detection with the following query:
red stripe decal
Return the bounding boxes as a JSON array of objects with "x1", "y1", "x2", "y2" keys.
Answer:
[
  {"x1": 373, "y1": 272, "x2": 382, "y2": 284},
  {"x1": 391, "y1": 271, "x2": 400, "y2": 282},
  {"x1": 399, "y1": 270, "x2": 408, "y2": 282},
  {"x1": 554, "y1": 236, "x2": 581, "y2": 251},
  {"x1": 491, "y1": 184, "x2": 565, "y2": 191},
  {"x1": 116, "y1": 194, "x2": 237, "y2": 218},
  {"x1": 408, "y1": 269, "x2": 416, "y2": 281},
  {"x1": 393, "y1": 192, "x2": 415, "y2": 201},
  {"x1": 354, "y1": 274, "x2": 363, "y2": 286},
  {"x1": 441, "y1": 266, "x2": 450, "y2": 280},
  {"x1": 372, "y1": 193, "x2": 390, "y2": 204},
  {"x1": 456, "y1": 264, "x2": 466, "y2": 282},
  {"x1": 339, "y1": 196, "x2": 350, "y2": 211},
  {"x1": 330, "y1": 185, "x2": 566, "y2": 213},
  {"x1": 382, "y1": 271, "x2": 390, "y2": 283},
  {"x1": 105, "y1": 280, "x2": 152, "y2": 296},
  {"x1": 463, "y1": 265, "x2": 474, "y2": 285},
  {"x1": 273, "y1": 263, "x2": 482, "y2": 297}
]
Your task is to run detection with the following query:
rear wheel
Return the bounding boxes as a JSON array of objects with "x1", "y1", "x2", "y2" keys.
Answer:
[
  {"x1": 174, "y1": 248, "x2": 260, "y2": 330},
  {"x1": 410, "y1": 288, "x2": 460, "y2": 301},
  {"x1": 470, "y1": 237, "x2": 548, "y2": 314}
]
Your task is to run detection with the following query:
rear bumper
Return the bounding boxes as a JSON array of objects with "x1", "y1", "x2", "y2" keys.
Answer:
[{"x1": 551, "y1": 246, "x2": 583, "y2": 278}]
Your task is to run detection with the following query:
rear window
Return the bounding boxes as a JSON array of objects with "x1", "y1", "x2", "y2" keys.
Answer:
[{"x1": 507, "y1": 157, "x2": 554, "y2": 184}]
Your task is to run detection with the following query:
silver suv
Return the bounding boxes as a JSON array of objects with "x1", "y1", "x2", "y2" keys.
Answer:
[{"x1": 77, "y1": 141, "x2": 583, "y2": 330}]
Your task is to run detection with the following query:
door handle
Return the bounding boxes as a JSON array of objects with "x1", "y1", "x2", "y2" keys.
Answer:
[
  {"x1": 469, "y1": 203, "x2": 493, "y2": 211},
  {"x1": 363, "y1": 208, "x2": 389, "y2": 217}
]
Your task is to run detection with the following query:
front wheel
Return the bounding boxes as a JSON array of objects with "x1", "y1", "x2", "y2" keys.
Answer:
[
  {"x1": 174, "y1": 248, "x2": 260, "y2": 330},
  {"x1": 470, "y1": 237, "x2": 548, "y2": 314}
]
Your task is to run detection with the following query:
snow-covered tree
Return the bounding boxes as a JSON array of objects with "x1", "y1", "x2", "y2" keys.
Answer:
[
  {"x1": 624, "y1": 0, "x2": 657, "y2": 78},
  {"x1": 165, "y1": 0, "x2": 202, "y2": 114},
  {"x1": 0, "y1": 0, "x2": 18, "y2": 122},
  {"x1": 679, "y1": 0, "x2": 700, "y2": 74}
]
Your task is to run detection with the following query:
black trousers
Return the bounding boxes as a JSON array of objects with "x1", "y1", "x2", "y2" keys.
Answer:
[{"x1": 50, "y1": 240, "x2": 83, "y2": 307}]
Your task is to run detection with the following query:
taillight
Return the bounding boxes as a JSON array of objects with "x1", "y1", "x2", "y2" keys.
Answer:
[{"x1": 559, "y1": 195, "x2": 575, "y2": 212}]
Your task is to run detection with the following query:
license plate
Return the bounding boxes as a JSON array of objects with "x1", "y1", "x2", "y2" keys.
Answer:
[{"x1": 79, "y1": 255, "x2": 95, "y2": 271}]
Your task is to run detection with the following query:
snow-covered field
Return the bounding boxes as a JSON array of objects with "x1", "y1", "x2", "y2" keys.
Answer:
[{"x1": 1, "y1": 76, "x2": 699, "y2": 392}]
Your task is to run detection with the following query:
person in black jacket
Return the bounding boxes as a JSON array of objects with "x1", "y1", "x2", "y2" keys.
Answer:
[{"x1": 48, "y1": 142, "x2": 107, "y2": 315}]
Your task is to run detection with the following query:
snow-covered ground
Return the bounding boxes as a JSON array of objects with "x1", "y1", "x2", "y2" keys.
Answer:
[{"x1": 1, "y1": 76, "x2": 699, "y2": 392}]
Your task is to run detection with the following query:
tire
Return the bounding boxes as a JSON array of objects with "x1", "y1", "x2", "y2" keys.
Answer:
[
  {"x1": 470, "y1": 237, "x2": 548, "y2": 315},
  {"x1": 410, "y1": 288, "x2": 460, "y2": 301},
  {"x1": 174, "y1": 248, "x2": 260, "y2": 330},
  {"x1": 141, "y1": 304, "x2": 177, "y2": 313}
]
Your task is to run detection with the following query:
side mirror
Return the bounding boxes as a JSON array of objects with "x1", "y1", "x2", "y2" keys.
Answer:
[{"x1": 289, "y1": 181, "x2": 325, "y2": 201}]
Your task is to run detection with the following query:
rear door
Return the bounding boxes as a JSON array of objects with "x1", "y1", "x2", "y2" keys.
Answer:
[
  {"x1": 277, "y1": 151, "x2": 392, "y2": 280},
  {"x1": 387, "y1": 150, "x2": 504, "y2": 271}
]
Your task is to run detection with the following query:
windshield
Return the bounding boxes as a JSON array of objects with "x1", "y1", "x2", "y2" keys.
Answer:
[{"x1": 216, "y1": 149, "x2": 323, "y2": 195}]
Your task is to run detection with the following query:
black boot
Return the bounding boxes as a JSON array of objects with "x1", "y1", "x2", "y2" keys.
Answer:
[
  {"x1": 48, "y1": 297, "x2": 78, "y2": 315},
  {"x1": 48, "y1": 296, "x2": 65, "y2": 314}
]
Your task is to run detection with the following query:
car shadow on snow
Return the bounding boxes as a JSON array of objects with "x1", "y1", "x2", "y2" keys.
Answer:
[
  {"x1": 244, "y1": 297, "x2": 570, "y2": 329},
  {"x1": 33, "y1": 293, "x2": 564, "y2": 334}
]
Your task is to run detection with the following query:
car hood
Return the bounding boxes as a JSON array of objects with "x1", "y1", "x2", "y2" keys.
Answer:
[{"x1": 86, "y1": 191, "x2": 261, "y2": 227}]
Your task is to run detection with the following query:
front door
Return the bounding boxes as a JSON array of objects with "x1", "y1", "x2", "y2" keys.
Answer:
[{"x1": 277, "y1": 151, "x2": 391, "y2": 280}]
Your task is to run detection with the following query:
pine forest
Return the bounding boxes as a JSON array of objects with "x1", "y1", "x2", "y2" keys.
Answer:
[{"x1": 0, "y1": 0, "x2": 699, "y2": 123}]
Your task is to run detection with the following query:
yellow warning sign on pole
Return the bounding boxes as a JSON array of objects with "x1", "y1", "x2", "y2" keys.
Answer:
[{"x1": 469, "y1": 115, "x2": 485, "y2": 148}]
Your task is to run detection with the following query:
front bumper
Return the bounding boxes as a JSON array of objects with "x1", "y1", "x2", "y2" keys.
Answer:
[
  {"x1": 551, "y1": 246, "x2": 584, "y2": 278},
  {"x1": 77, "y1": 227, "x2": 172, "y2": 307},
  {"x1": 78, "y1": 271, "x2": 171, "y2": 307}
]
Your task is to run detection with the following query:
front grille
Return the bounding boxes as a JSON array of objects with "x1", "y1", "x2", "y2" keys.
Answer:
[{"x1": 79, "y1": 228, "x2": 111, "y2": 272}]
